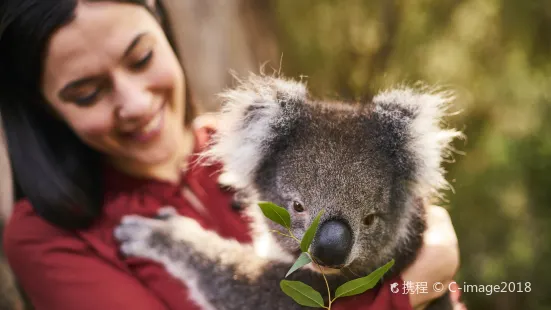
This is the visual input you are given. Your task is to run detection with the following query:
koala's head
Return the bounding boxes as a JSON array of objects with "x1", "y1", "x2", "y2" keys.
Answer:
[{"x1": 204, "y1": 74, "x2": 462, "y2": 274}]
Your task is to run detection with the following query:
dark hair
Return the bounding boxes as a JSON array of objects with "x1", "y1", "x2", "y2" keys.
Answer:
[{"x1": 0, "y1": 0, "x2": 197, "y2": 229}]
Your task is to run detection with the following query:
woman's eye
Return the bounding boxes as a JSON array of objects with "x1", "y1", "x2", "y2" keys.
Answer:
[
  {"x1": 131, "y1": 50, "x2": 153, "y2": 70},
  {"x1": 74, "y1": 88, "x2": 101, "y2": 106}
]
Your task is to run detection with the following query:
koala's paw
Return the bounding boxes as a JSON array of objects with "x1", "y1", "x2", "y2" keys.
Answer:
[{"x1": 114, "y1": 207, "x2": 181, "y2": 260}]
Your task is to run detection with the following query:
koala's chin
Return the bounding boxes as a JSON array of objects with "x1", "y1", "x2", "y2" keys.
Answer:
[{"x1": 305, "y1": 264, "x2": 342, "y2": 275}]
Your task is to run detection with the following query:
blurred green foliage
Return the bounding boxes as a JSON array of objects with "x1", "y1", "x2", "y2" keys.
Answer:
[{"x1": 270, "y1": 0, "x2": 551, "y2": 309}]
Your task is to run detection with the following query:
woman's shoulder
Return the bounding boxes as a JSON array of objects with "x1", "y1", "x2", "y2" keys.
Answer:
[
  {"x1": 3, "y1": 199, "x2": 78, "y2": 256},
  {"x1": 5, "y1": 198, "x2": 61, "y2": 233}
]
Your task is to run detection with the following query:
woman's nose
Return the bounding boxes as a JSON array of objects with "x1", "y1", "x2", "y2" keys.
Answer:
[{"x1": 114, "y1": 75, "x2": 154, "y2": 120}]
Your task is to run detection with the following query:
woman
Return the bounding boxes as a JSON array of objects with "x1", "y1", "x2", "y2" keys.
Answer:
[{"x1": 0, "y1": 0, "x2": 461, "y2": 309}]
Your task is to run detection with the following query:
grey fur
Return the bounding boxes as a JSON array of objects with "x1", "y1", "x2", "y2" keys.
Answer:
[{"x1": 114, "y1": 74, "x2": 462, "y2": 310}]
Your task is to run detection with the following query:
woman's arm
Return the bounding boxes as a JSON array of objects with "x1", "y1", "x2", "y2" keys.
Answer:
[{"x1": 3, "y1": 204, "x2": 169, "y2": 310}]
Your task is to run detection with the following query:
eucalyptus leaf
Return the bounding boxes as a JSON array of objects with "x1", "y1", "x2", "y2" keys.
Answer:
[
  {"x1": 334, "y1": 259, "x2": 395, "y2": 299},
  {"x1": 280, "y1": 280, "x2": 325, "y2": 308},
  {"x1": 286, "y1": 252, "x2": 312, "y2": 278},
  {"x1": 258, "y1": 201, "x2": 291, "y2": 228},
  {"x1": 300, "y1": 210, "x2": 323, "y2": 252}
]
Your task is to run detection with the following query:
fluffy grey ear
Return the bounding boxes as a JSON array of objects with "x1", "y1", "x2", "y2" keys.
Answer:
[
  {"x1": 200, "y1": 75, "x2": 307, "y2": 189},
  {"x1": 372, "y1": 87, "x2": 463, "y2": 199}
]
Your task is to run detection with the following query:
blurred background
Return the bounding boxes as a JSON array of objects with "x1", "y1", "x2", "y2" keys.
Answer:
[
  {"x1": 272, "y1": 1, "x2": 551, "y2": 309},
  {"x1": 177, "y1": 1, "x2": 550, "y2": 309},
  {"x1": 1, "y1": 0, "x2": 550, "y2": 309},
  {"x1": 273, "y1": 1, "x2": 551, "y2": 309}
]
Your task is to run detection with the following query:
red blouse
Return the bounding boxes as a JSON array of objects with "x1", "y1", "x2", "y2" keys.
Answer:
[{"x1": 3, "y1": 127, "x2": 412, "y2": 310}]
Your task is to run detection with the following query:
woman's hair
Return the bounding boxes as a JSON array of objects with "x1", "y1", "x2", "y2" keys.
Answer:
[{"x1": 0, "y1": 0, "x2": 197, "y2": 229}]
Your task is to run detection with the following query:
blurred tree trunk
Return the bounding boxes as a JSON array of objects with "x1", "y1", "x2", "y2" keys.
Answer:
[
  {"x1": 0, "y1": 115, "x2": 24, "y2": 310},
  {"x1": 162, "y1": 0, "x2": 280, "y2": 113},
  {"x1": 0, "y1": 115, "x2": 12, "y2": 220}
]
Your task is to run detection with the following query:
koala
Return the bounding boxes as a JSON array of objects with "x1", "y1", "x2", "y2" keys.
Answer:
[{"x1": 114, "y1": 74, "x2": 462, "y2": 310}]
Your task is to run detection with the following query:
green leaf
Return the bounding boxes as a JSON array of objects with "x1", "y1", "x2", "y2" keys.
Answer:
[
  {"x1": 258, "y1": 201, "x2": 291, "y2": 229},
  {"x1": 301, "y1": 210, "x2": 323, "y2": 252},
  {"x1": 334, "y1": 259, "x2": 395, "y2": 300},
  {"x1": 286, "y1": 252, "x2": 312, "y2": 278},
  {"x1": 280, "y1": 280, "x2": 325, "y2": 308}
]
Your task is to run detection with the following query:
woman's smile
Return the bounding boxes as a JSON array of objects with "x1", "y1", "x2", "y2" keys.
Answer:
[{"x1": 119, "y1": 101, "x2": 166, "y2": 143}]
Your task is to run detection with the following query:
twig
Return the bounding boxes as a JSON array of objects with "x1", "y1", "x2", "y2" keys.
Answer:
[{"x1": 310, "y1": 253, "x2": 332, "y2": 309}]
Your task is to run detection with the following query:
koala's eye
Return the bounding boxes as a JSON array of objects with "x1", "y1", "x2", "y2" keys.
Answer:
[
  {"x1": 293, "y1": 201, "x2": 304, "y2": 212},
  {"x1": 363, "y1": 214, "x2": 376, "y2": 226}
]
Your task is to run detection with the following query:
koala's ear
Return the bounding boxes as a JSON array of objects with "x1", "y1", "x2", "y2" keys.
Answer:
[
  {"x1": 371, "y1": 87, "x2": 463, "y2": 198},
  {"x1": 200, "y1": 75, "x2": 307, "y2": 189}
]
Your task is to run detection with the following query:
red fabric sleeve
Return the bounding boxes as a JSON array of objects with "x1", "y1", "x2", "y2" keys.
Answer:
[{"x1": 3, "y1": 202, "x2": 169, "y2": 310}]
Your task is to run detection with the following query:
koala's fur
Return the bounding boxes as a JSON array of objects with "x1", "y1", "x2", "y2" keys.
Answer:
[{"x1": 115, "y1": 74, "x2": 462, "y2": 310}]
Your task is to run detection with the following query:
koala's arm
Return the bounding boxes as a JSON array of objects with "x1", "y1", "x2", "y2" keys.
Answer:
[{"x1": 114, "y1": 209, "x2": 307, "y2": 310}]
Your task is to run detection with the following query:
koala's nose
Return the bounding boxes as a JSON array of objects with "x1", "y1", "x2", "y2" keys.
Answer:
[{"x1": 311, "y1": 220, "x2": 353, "y2": 268}]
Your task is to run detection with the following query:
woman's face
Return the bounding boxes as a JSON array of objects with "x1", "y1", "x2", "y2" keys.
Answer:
[{"x1": 41, "y1": 1, "x2": 187, "y2": 171}]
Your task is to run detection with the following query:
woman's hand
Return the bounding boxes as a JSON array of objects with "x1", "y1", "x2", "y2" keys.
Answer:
[{"x1": 402, "y1": 205, "x2": 461, "y2": 309}]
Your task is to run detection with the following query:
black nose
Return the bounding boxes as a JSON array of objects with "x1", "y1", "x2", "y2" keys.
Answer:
[{"x1": 311, "y1": 220, "x2": 353, "y2": 267}]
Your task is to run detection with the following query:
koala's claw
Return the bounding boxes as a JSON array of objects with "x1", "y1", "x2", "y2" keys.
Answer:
[{"x1": 156, "y1": 206, "x2": 179, "y2": 220}]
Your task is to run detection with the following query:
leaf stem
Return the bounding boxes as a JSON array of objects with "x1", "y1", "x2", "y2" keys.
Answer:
[
  {"x1": 287, "y1": 228, "x2": 302, "y2": 244},
  {"x1": 309, "y1": 252, "x2": 332, "y2": 309},
  {"x1": 269, "y1": 230, "x2": 295, "y2": 239}
]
